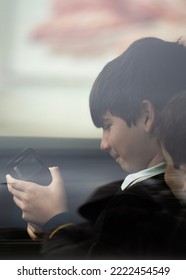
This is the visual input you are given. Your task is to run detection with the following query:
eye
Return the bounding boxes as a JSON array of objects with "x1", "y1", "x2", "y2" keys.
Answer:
[{"x1": 103, "y1": 123, "x2": 111, "y2": 131}]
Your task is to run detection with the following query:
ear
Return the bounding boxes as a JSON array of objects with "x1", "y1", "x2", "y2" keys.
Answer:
[{"x1": 140, "y1": 100, "x2": 156, "y2": 133}]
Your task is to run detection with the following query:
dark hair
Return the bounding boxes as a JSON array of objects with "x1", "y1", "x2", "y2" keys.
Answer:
[
  {"x1": 158, "y1": 90, "x2": 186, "y2": 168},
  {"x1": 89, "y1": 37, "x2": 186, "y2": 127}
]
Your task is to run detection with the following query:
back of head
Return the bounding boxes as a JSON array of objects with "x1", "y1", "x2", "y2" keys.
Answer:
[
  {"x1": 158, "y1": 90, "x2": 186, "y2": 168},
  {"x1": 90, "y1": 37, "x2": 186, "y2": 127}
]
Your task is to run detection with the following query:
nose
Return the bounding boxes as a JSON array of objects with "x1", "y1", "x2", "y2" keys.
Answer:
[{"x1": 100, "y1": 131, "x2": 110, "y2": 151}]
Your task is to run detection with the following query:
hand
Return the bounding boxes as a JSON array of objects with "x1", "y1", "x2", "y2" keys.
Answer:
[{"x1": 6, "y1": 167, "x2": 68, "y2": 226}]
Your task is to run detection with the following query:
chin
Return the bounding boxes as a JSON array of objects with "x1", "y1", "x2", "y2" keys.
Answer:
[
  {"x1": 123, "y1": 165, "x2": 141, "y2": 174},
  {"x1": 119, "y1": 162, "x2": 130, "y2": 172},
  {"x1": 117, "y1": 159, "x2": 136, "y2": 173}
]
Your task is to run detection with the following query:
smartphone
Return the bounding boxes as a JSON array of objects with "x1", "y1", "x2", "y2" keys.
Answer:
[{"x1": 6, "y1": 148, "x2": 52, "y2": 186}]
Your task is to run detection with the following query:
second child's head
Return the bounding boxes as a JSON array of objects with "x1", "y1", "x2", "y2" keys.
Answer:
[
  {"x1": 89, "y1": 37, "x2": 186, "y2": 173},
  {"x1": 158, "y1": 90, "x2": 186, "y2": 200}
]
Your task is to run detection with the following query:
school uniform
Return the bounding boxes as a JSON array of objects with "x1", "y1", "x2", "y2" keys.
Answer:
[{"x1": 38, "y1": 163, "x2": 186, "y2": 259}]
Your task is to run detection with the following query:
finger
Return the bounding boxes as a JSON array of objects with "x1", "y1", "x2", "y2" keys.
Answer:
[
  {"x1": 7, "y1": 183, "x2": 15, "y2": 194},
  {"x1": 6, "y1": 174, "x2": 25, "y2": 189},
  {"x1": 13, "y1": 195, "x2": 24, "y2": 210},
  {"x1": 6, "y1": 174, "x2": 17, "y2": 186},
  {"x1": 7, "y1": 184, "x2": 27, "y2": 201},
  {"x1": 6, "y1": 174, "x2": 36, "y2": 192},
  {"x1": 7, "y1": 182, "x2": 17, "y2": 194}
]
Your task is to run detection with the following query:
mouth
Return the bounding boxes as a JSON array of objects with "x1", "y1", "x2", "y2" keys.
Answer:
[
  {"x1": 115, "y1": 157, "x2": 120, "y2": 163},
  {"x1": 111, "y1": 155, "x2": 119, "y2": 161}
]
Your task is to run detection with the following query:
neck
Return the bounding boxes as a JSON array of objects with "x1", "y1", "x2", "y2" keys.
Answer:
[{"x1": 148, "y1": 151, "x2": 165, "y2": 168}]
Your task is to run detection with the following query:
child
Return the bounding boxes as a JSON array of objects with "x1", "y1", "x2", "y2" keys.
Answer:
[
  {"x1": 7, "y1": 37, "x2": 186, "y2": 259},
  {"x1": 158, "y1": 90, "x2": 186, "y2": 203}
]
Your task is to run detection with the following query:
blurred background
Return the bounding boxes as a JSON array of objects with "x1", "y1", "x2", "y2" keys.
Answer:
[{"x1": 0, "y1": 0, "x2": 186, "y2": 140}]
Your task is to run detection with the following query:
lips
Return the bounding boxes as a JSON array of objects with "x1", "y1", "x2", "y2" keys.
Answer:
[
  {"x1": 111, "y1": 154, "x2": 119, "y2": 161},
  {"x1": 115, "y1": 157, "x2": 120, "y2": 163}
]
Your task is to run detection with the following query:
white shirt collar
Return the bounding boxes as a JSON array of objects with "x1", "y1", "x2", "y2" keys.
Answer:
[{"x1": 121, "y1": 162, "x2": 166, "y2": 191}]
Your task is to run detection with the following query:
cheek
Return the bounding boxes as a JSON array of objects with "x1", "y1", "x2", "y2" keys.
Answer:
[
  {"x1": 108, "y1": 129, "x2": 119, "y2": 145},
  {"x1": 110, "y1": 131, "x2": 126, "y2": 151}
]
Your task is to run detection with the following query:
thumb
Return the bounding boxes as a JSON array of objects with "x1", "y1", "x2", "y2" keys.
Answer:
[
  {"x1": 49, "y1": 166, "x2": 63, "y2": 184},
  {"x1": 48, "y1": 166, "x2": 65, "y2": 193},
  {"x1": 49, "y1": 166, "x2": 68, "y2": 211}
]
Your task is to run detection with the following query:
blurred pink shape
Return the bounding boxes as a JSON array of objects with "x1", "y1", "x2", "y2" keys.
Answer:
[{"x1": 29, "y1": 0, "x2": 186, "y2": 56}]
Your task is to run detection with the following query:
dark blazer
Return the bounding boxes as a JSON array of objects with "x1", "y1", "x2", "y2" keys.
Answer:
[{"x1": 42, "y1": 174, "x2": 186, "y2": 259}]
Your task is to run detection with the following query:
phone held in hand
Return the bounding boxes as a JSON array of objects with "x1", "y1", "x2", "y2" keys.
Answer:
[{"x1": 7, "y1": 148, "x2": 52, "y2": 186}]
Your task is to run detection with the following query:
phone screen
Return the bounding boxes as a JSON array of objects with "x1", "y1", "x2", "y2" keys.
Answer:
[
  {"x1": 12, "y1": 154, "x2": 43, "y2": 180},
  {"x1": 7, "y1": 148, "x2": 52, "y2": 186}
]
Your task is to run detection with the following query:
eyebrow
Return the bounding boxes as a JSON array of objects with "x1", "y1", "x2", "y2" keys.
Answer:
[
  {"x1": 102, "y1": 116, "x2": 110, "y2": 121},
  {"x1": 102, "y1": 117, "x2": 111, "y2": 124},
  {"x1": 102, "y1": 113, "x2": 112, "y2": 120},
  {"x1": 99, "y1": 117, "x2": 109, "y2": 128}
]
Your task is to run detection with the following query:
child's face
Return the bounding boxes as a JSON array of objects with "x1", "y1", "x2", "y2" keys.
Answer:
[
  {"x1": 100, "y1": 111, "x2": 160, "y2": 173},
  {"x1": 162, "y1": 147, "x2": 186, "y2": 200}
]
